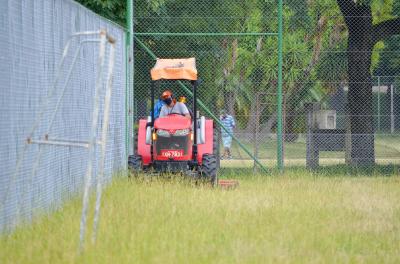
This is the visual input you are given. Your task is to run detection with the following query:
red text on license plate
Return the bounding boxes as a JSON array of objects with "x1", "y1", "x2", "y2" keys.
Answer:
[{"x1": 160, "y1": 150, "x2": 184, "y2": 158}]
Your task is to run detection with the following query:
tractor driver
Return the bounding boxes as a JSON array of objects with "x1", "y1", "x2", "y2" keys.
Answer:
[{"x1": 159, "y1": 90, "x2": 191, "y2": 119}]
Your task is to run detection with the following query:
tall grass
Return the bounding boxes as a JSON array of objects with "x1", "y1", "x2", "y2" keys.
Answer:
[{"x1": 1, "y1": 170, "x2": 400, "y2": 263}]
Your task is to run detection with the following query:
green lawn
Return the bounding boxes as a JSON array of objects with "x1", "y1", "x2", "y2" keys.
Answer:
[
  {"x1": 1, "y1": 170, "x2": 400, "y2": 263},
  {"x1": 227, "y1": 134, "x2": 400, "y2": 161}
]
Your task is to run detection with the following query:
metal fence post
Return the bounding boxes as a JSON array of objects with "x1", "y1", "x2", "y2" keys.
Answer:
[
  {"x1": 277, "y1": 0, "x2": 284, "y2": 172},
  {"x1": 126, "y1": 0, "x2": 134, "y2": 158}
]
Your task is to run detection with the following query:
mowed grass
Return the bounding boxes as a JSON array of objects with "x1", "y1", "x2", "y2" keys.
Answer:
[
  {"x1": 230, "y1": 134, "x2": 400, "y2": 160},
  {"x1": 1, "y1": 170, "x2": 400, "y2": 263}
]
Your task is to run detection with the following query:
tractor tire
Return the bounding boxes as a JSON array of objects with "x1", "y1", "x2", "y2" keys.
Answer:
[
  {"x1": 201, "y1": 154, "x2": 218, "y2": 186},
  {"x1": 133, "y1": 128, "x2": 139, "y2": 153},
  {"x1": 128, "y1": 154, "x2": 142, "y2": 176}
]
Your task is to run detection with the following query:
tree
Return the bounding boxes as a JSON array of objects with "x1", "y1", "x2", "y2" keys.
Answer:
[
  {"x1": 337, "y1": 0, "x2": 400, "y2": 166},
  {"x1": 76, "y1": 0, "x2": 168, "y2": 27},
  {"x1": 257, "y1": 0, "x2": 346, "y2": 140},
  {"x1": 78, "y1": 0, "x2": 399, "y2": 165},
  {"x1": 76, "y1": 0, "x2": 126, "y2": 26}
]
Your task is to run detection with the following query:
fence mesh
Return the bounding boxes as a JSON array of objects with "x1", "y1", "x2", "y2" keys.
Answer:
[
  {"x1": 2, "y1": 0, "x2": 400, "y2": 233},
  {"x1": 0, "y1": 0, "x2": 126, "y2": 232},
  {"x1": 134, "y1": 0, "x2": 278, "y2": 173},
  {"x1": 133, "y1": 0, "x2": 400, "y2": 170}
]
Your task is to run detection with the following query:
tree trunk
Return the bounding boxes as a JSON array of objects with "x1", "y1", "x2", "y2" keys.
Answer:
[
  {"x1": 224, "y1": 91, "x2": 235, "y2": 116},
  {"x1": 347, "y1": 23, "x2": 375, "y2": 166},
  {"x1": 337, "y1": 0, "x2": 400, "y2": 165},
  {"x1": 246, "y1": 101, "x2": 258, "y2": 132},
  {"x1": 262, "y1": 112, "x2": 277, "y2": 138},
  {"x1": 259, "y1": 16, "x2": 327, "y2": 141},
  {"x1": 246, "y1": 96, "x2": 267, "y2": 132},
  {"x1": 284, "y1": 111, "x2": 299, "y2": 142},
  {"x1": 338, "y1": 2, "x2": 375, "y2": 166},
  {"x1": 222, "y1": 38, "x2": 238, "y2": 116}
]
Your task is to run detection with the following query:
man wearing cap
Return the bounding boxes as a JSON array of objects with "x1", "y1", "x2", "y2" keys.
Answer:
[
  {"x1": 220, "y1": 109, "x2": 235, "y2": 160},
  {"x1": 159, "y1": 90, "x2": 191, "y2": 119}
]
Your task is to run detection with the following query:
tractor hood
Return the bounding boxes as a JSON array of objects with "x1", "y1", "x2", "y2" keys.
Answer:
[{"x1": 154, "y1": 115, "x2": 192, "y2": 131}]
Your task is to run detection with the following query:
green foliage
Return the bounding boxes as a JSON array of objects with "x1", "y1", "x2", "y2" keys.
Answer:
[
  {"x1": 76, "y1": 0, "x2": 126, "y2": 26},
  {"x1": 78, "y1": 0, "x2": 400, "y2": 132},
  {"x1": 371, "y1": 0, "x2": 396, "y2": 24},
  {"x1": 75, "y1": 0, "x2": 168, "y2": 26},
  {"x1": 371, "y1": 41, "x2": 385, "y2": 72}
]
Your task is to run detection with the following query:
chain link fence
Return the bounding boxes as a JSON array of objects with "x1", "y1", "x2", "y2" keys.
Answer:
[
  {"x1": 133, "y1": 0, "x2": 280, "y2": 173},
  {"x1": 284, "y1": 0, "x2": 400, "y2": 168},
  {"x1": 0, "y1": 0, "x2": 126, "y2": 232},
  {"x1": 133, "y1": 0, "x2": 400, "y2": 170},
  {"x1": 2, "y1": 0, "x2": 400, "y2": 233}
]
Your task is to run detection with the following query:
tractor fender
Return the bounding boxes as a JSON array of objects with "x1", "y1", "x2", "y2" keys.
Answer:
[
  {"x1": 137, "y1": 119, "x2": 152, "y2": 165},
  {"x1": 145, "y1": 116, "x2": 152, "y2": 145},
  {"x1": 197, "y1": 119, "x2": 213, "y2": 165},
  {"x1": 197, "y1": 116, "x2": 206, "y2": 144}
]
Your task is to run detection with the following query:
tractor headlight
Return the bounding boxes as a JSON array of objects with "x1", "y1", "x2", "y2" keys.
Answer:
[
  {"x1": 174, "y1": 129, "x2": 190, "y2": 136},
  {"x1": 156, "y1": 129, "x2": 170, "y2": 137}
]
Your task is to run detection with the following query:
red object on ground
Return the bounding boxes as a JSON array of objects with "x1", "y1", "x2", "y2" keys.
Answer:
[{"x1": 218, "y1": 179, "x2": 239, "y2": 189}]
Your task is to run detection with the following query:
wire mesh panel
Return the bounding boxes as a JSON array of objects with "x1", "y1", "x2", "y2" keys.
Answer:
[
  {"x1": 0, "y1": 0, "x2": 126, "y2": 232},
  {"x1": 132, "y1": 0, "x2": 400, "y2": 171},
  {"x1": 282, "y1": 0, "x2": 400, "y2": 167},
  {"x1": 133, "y1": 0, "x2": 280, "y2": 173}
]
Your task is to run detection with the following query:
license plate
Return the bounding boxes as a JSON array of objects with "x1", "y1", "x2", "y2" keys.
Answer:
[{"x1": 160, "y1": 150, "x2": 184, "y2": 158}]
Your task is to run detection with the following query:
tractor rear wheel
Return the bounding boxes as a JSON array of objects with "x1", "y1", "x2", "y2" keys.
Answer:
[
  {"x1": 128, "y1": 154, "x2": 142, "y2": 176},
  {"x1": 201, "y1": 154, "x2": 218, "y2": 186}
]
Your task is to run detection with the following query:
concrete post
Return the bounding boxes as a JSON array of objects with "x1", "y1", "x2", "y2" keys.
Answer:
[
  {"x1": 344, "y1": 103, "x2": 352, "y2": 164},
  {"x1": 391, "y1": 84, "x2": 395, "y2": 134},
  {"x1": 305, "y1": 103, "x2": 320, "y2": 169}
]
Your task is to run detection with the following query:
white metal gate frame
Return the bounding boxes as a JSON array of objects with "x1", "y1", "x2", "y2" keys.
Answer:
[{"x1": 1, "y1": 30, "x2": 116, "y2": 249}]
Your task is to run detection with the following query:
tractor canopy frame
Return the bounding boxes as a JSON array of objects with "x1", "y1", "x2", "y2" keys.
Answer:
[{"x1": 149, "y1": 58, "x2": 199, "y2": 165}]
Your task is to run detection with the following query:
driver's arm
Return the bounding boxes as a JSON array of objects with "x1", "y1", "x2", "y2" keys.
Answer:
[{"x1": 159, "y1": 105, "x2": 167, "y2": 118}]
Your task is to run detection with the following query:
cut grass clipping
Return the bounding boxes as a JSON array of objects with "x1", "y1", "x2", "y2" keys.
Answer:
[{"x1": 1, "y1": 171, "x2": 400, "y2": 263}]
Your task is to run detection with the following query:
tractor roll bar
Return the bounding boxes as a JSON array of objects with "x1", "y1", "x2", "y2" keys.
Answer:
[
  {"x1": 150, "y1": 80, "x2": 159, "y2": 161},
  {"x1": 192, "y1": 80, "x2": 198, "y2": 161}
]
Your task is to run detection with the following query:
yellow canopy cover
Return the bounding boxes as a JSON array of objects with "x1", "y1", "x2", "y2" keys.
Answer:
[{"x1": 150, "y1": 58, "x2": 197, "y2": 81}]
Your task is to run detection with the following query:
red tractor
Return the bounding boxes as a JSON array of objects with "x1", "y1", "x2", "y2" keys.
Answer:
[{"x1": 128, "y1": 58, "x2": 219, "y2": 184}]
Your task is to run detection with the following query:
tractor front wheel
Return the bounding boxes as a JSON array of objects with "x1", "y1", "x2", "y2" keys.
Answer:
[
  {"x1": 128, "y1": 154, "x2": 142, "y2": 176},
  {"x1": 201, "y1": 154, "x2": 218, "y2": 186}
]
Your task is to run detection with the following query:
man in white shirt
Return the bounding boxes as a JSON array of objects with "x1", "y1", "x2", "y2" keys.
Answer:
[{"x1": 220, "y1": 109, "x2": 236, "y2": 159}]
